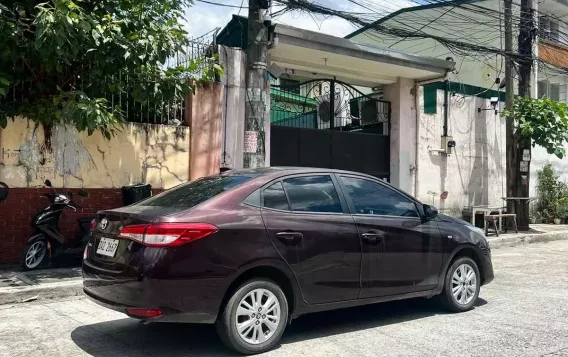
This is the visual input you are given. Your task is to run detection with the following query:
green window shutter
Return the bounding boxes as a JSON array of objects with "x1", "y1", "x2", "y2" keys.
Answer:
[{"x1": 423, "y1": 84, "x2": 438, "y2": 114}]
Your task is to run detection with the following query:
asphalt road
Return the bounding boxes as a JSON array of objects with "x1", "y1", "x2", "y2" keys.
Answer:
[{"x1": 2, "y1": 240, "x2": 568, "y2": 357}]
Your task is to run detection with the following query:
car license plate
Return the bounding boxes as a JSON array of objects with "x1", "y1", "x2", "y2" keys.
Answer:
[{"x1": 96, "y1": 238, "x2": 119, "y2": 257}]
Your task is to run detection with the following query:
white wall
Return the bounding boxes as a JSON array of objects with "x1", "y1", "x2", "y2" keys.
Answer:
[
  {"x1": 414, "y1": 85, "x2": 568, "y2": 216},
  {"x1": 415, "y1": 87, "x2": 507, "y2": 215}
]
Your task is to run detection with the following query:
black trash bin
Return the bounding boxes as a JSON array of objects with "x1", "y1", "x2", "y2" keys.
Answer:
[{"x1": 122, "y1": 183, "x2": 152, "y2": 206}]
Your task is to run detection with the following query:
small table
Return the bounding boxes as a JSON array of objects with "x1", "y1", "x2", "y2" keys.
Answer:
[{"x1": 501, "y1": 197, "x2": 538, "y2": 204}]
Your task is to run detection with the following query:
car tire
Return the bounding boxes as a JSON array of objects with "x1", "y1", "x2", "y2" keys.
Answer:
[
  {"x1": 216, "y1": 279, "x2": 289, "y2": 355},
  {"x1": 440, "y1": 257, "x2": 481, "y2": 312}
]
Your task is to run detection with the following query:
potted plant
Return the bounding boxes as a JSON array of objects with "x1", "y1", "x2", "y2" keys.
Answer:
[
  {"x1": 554, "y1": 217, "x2": 562, "y2": 225},
  {"x1": 534, "y1": 211, "x2": 543, "y2": 224},
  {"x1": 557, "y1": 197, "x2": 568, "y2": 224}
]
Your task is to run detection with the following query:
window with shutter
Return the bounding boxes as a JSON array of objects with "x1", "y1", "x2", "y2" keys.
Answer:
[
  {"x1": 550, "y1": 20, "x2": 560, "y2": 42},
  {"x1": 560, "y1": 84, "x2": 567, "y2": 104},
  {"x1": 550, "y1": 83, "x2": 560, "y2": 102},
  {"x1": 538, "y1": 81, "x2": 548, "y2": 99}
]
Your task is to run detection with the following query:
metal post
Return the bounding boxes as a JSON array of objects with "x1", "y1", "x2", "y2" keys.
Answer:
[{"x1": 330, "y1": 80, "x2": 335, "y2": 130}]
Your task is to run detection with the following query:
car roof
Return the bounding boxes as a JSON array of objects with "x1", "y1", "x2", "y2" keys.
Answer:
[{"x1": 220, "y1": 166, "x2": 383, "y2": 180}]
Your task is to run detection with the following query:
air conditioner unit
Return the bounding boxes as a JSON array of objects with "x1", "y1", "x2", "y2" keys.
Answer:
[
  {"x1": 353, "y1": 95, "x2": 389, "y2": 134},
  {"x1": 316, "y1": 94, "x2": 350, "y2": 129}
]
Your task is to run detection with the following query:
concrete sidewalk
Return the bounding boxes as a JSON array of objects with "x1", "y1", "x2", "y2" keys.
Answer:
[
  {"x1": 486, "y1": 224, "x2": 568, "y2": 249},
  {"x1": 0, "y1": 267, "x2": 83, "y2": 305},
  {"x1": 1, "y1": 224, "x2": 567, "y2": 306}
]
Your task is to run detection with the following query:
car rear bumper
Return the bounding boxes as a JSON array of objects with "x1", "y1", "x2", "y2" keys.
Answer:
[{"x1": 82, "y1": 256, "x2": 225, "y2": 324}]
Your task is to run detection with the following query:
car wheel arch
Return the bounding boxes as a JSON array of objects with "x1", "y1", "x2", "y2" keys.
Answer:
[
  {"x1": 445, "y1": 244, "x2": 486, "y2": 285},
  {"x1": 219, "y1": 263, "x2": 301, "y2": 323}
]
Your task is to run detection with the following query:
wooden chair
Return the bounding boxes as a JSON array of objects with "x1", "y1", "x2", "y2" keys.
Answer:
[{"x1": 485, "y1": 214, "x2": 518, "y2": 236}]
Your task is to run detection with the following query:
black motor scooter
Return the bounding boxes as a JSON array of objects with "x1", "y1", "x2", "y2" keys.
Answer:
[{"x1": 20, "y1": 180, "x2": 93, "y2": 270}]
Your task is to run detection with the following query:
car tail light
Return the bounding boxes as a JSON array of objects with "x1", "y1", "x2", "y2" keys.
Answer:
[
  {"x1": 118, "y1": 223, "x2": 218, "y2": 247},
  {"x1": 90, "y1": 219, "x2": 96, "y2": 232},
  {"x1": 125, "y1": 308, "x2": 162, "y2": 318}
]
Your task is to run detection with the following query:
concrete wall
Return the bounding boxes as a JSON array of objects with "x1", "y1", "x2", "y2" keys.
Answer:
[
  {"x1": 0, "y1": 118, "x2": 190, "y2": 189},
  {"x1": 414, "y1": 86, "x2": 568, "y2": 215},
  {"x1": 415, "y1": 87, "x2": 507, "y2": 215}
]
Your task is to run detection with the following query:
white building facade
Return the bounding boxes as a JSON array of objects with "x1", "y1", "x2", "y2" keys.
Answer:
[{"x1": 346, "y1": 0, "x2": 568, "y2": 214}]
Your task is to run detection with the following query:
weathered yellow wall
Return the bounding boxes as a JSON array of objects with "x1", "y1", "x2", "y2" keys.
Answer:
[{"x1": 0, "y1": 118, "x2": 190, "y2": 189}]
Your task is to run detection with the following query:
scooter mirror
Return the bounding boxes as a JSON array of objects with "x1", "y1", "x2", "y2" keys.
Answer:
[
  {"x1": 44, "y1": 179, "x2": 53, "y2": 187},
  {"x1": 77, "y1": 189, "x2": 89, "y2": 198},
  {"x1": 0, "y1": 182, "x2": 8, "y2": 202}
]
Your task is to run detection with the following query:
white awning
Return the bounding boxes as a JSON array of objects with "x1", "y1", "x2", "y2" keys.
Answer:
[{"x1": 270, "y1": 24, "x2": 455, "y2": 87}]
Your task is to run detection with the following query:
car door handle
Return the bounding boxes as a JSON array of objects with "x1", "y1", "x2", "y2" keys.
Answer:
[
  {"x1": 276, "y1": 231, "x2": 303, "y2": 243},
  {"x1": 361, "y1": 232, "x2": 384, "y2": 244}
]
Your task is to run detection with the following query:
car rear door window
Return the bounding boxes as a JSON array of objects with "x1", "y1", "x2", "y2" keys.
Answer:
[
  {"x1": 282, "y1": 175, "x2": 342, "y2": 213},
  {"x1": 138, "y1": 176, "x2": 251, "y2": 208},
  {"x1": 339, "y1": 176, "x2": 419, "y2": 217},
  {"x1": 263, "y1": 182, "x2": 290, "y2": 210}
]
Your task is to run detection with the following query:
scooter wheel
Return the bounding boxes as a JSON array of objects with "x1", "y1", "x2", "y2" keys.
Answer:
[{"x1": 20, "y1": 241, "x2": 48, "y2": 270}]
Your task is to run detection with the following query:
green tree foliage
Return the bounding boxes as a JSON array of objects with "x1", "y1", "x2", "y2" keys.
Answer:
[
  {"x1": 0, "y1": 0, "x2": 221, "y2": 138},
  {"x1": 506, "y1": 97, "x2": 568, "y2": 159}
]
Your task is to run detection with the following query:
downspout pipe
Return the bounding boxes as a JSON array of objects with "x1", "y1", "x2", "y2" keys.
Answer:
[
  {"x1": 443, "y1": 80, "x2": 449, "y2": 137},
  {"x1": 413, "y1": 74, "x2": 450, "y2": 198}
]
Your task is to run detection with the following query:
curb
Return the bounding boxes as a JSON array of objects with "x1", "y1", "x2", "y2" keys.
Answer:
[
  {"x1": 488, "y1": 230, "x2": 568, "y2": 249},
  {"x1": 0, "y1": 280, "x2": 83, "y2": 305}
]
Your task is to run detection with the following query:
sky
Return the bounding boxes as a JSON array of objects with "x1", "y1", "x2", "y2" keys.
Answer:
[{"x1": 182, "y1": 0, "x2": 418, "y2": 40}]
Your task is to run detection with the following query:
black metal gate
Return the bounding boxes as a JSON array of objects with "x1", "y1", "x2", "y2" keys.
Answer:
[{"x1": 270, "y1": 79, "x2": 391, "y2": 180}]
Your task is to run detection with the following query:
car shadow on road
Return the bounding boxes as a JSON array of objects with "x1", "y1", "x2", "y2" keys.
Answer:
[{"x1": 70, "y1": 297, "x2": 488, "y2": 357}]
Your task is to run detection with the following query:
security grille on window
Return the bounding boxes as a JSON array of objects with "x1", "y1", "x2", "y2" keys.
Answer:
[
  {"x1": 540, "y1": 16, "x2": 560, "y2": 42},
  {"x1": 538, "y1": 80, "x2": 566, "y2": 103}
]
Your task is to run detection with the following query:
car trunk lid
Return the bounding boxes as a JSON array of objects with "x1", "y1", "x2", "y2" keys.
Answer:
[{"x1": 89, "y1": 206, "x2": 179, "y2": 272}]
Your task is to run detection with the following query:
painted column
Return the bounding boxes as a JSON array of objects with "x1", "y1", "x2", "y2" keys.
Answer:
[
  {"x1": 219, "y1": 46, "x2": 247, "y2": 169},
  {"x1": 382, "y1": 77, "x2": 416, "y2": 194}
]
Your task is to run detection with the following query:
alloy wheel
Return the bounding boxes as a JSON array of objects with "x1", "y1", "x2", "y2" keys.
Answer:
[
  {"x1": 235, "y1": 288, "x2": 281, "y2": 345},
  {"x1": 25, "y1": 241, "x2": 46, "y2": 269},
  {"x1": 451, "y1": 263, "x2": 477, "y2": 305}
]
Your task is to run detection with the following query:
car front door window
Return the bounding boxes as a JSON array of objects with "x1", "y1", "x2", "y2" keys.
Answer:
[{"x1": 339, "y1": 176, "x2": 419, "y2": 217}]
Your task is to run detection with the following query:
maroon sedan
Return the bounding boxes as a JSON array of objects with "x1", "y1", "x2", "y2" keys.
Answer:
[{"x1": 83, "y1": 167, "x2": 493, "y2": 354}]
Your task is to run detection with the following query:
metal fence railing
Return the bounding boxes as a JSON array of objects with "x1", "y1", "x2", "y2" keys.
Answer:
[{"x1": 2, "y1": 33, "x2": 218, "y2": 127}]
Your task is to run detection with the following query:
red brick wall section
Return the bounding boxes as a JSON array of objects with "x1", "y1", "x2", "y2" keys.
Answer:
[{"x1": 0, "y1": 188, "x2": 162, "y2": 265}]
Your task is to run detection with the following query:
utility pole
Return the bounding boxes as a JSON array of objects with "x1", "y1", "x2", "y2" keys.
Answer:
[
  {"x1": 244, "y1": 0, "x2": 269, "y2": 168},
  {"x1": 504, "y1": 0, "x2": 515, "y2": 216},
  {"x1": 516, "y1": 0, "x2": 535, "y2": 229}
]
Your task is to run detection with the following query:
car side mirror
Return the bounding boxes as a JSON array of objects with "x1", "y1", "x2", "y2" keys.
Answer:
[
  {"x1": 44, "y1": 179, "x2": 52, "y2": 187},
  {"x1": 423, "y1": 204, "x2": 438, "y2": 220}
]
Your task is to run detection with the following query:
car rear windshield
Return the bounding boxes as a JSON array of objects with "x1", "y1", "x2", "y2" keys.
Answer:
[{"x1": 137, "y1": 176, "x2": 252, "y2": 208}]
